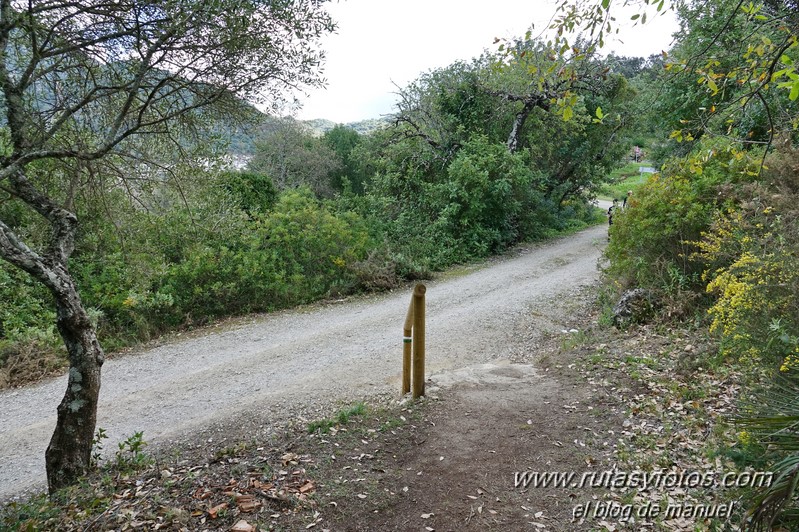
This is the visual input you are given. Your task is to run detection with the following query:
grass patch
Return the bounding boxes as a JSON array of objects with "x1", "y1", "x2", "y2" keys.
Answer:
[
  {"x1": 598, "y1": 162, "x2": 653, "y2": 201},
  {"x1": 307, "y1": 401, "x2": 367, "y2": 434},
  {"x1": 560, "y1": 328, "x2": 590, "y2": 350}
]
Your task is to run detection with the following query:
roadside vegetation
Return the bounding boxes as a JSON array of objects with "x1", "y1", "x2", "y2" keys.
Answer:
[
  {"x1": 3, "y1": 0, "x2": 799, "y2": 529},
  {"x1": 1, "y1": 31, "x2": 635, "y2": 391},
  {"x1": 591, "y1": 0, "x2": 799, "y2": 528}
]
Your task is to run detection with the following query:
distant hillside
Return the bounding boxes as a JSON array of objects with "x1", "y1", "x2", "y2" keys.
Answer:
[
  {"x1": 212, "y1": 107, "x2": 389, "y2": 160},
  {"x1": 303, "y1": 117, "x2": 390, "y2": 136}
]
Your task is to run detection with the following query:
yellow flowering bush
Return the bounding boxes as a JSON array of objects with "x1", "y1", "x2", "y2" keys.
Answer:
[
  {"x1": 780, "y1": 349, "x2": 799, "y2": 373},
  {"x1": 696, "y1": 189, "x2": 799, "y2": 365},
  {"x1": 606, "y1": 136, "x2": 799, "y2": 368}
]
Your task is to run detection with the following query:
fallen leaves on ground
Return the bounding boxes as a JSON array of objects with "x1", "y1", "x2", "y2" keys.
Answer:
[{"x1": 566, "y1": 323, "x2": 751, "y2": 531}]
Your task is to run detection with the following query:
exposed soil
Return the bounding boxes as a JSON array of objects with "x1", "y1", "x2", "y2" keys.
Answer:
[{"x1": 332, "y1": 362, "x2": 622, "y2": 531}]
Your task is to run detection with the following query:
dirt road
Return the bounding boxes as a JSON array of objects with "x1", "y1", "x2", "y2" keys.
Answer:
[{"x1": 0, "y1": 223, "x2": 608, "y2": 501}]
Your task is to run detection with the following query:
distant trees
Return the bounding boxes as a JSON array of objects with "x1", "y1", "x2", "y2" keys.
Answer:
[
  {"x1": 605, "y1": 53, "x2": 664, "y2": 80},
  {"x1": 0, "y1": 0, "x2": 333, "y2": 493},
  {"x1": 246, "y1": 121, "x2": 368, "y2": 197},
  {"x1": 389, "y1": 38, "x2": 636, "y2": 204},
  {"x1": 247, "y1": 118, "x2": 340, "y2": 197},
  {"x1": 555, "y1": 0, "x2": 798, "y2": 155},
  {"x1": 323, "y1": 125, "x2": 366, "y2": 193}
]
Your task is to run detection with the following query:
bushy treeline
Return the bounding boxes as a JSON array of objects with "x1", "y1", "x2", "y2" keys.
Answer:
[
  {"x1": 0, "y1": 181, "x2": 375, "y2": 386},
  {"x1": 1, "y1": 38, "x2": 637, "y2": 387},
  {"x1": 602, "y1": 0, "x2": 799, "y2": 525},
  {"x1": 604, "y1": 0, "x2": 799, "y2": 371}
]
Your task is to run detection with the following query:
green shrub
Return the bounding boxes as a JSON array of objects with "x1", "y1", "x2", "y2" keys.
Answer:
[
  {"x1": 605, "y1": 139, "x2": 761, "y2": 293},
  {"x1": 349, "y1": 243, "x2": 432, "y2": 291},
  {"x1": 0, "y1": 261, "x2": 65, "y2": 387},
  {"x1": 692, "y1": 145, "x2": 799, "y2": 366},
  {"x1": 436, "y1": 136, "x2": 537, "y2": 255},
  {"x1": 220, "y1": 170, "x2": 278, "y2": 213},
  {"x1": 71, "y1": 252, "x2": 172, "y2": 344},
  {"x1": 0, "y1": 261, "x2": 57, "y2": 343},
  {"x1": 255, "y1": 189, "x2": 372, "y2": 297},
  {"x1": 358, "y1": 135, "x2": 560, "y2": 270},
  {"x1": 158, "y1": 189, "x2": 372, "y2": 324}
]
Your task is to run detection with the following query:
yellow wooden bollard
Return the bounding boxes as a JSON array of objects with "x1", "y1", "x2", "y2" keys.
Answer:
[{"x1": 411, "y1": 283, "x2": 426, "y2": 398}]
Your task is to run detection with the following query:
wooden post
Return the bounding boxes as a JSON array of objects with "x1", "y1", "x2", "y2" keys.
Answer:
[
  {"x1": 402, "y1": 299, "x2": 413, "y2": 395},
  {"x1": 412, "y1": 283, "x2": 426, "y2": 398}
]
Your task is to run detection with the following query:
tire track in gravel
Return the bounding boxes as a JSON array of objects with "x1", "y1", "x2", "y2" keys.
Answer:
[{"x1": 0, "y1": 223, "x2": 608, "y2": 501}]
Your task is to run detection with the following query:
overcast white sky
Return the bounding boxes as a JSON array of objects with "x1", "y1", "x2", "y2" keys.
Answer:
[{"x1": 294, "y1": 0, "x2": 679, "y2": 123}]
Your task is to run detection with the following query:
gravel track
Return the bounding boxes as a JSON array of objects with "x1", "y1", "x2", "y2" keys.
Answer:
[{"x1": 0, "y1": 223, "x2": 608, "y2": 501}]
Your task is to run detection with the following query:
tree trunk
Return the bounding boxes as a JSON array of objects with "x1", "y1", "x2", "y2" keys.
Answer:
[
  {"x1": 507, "y1": 106, "x2": 531, "y2": 153},
  {"x1": 506, "y1": 97, "x2": 548, "y2": 153},
  {"x1": 44, "y1": 277, "x2": 104, "y2": 494},
  {"x1": 0, "y1": 172, "x2": 105, "y2": 493},
  {"x1": 0, "y1": 175, "x2": 104, "y2": 493}
]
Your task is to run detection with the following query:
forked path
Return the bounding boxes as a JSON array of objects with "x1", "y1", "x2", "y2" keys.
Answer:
[{"x1": 0, "y1": 224, "x2": 608, "y2": 501}]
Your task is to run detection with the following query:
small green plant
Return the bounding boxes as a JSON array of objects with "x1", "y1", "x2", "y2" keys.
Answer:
[
  {"x1": 91, "y1": 427, "x2": 108, "y2": 468},
  {"x1": 307, "y1": 418, "x2": 335, "y2": 434},
  {"x1": 308, "y1": 402, "x2": 368, "y2": 434},
  {"x1": 214, "y1": 442, "x2": 250, "y2": 460},
  {"x1": 379, "y1": 416, "x2": 406, "y2": 432},
  {"x1": 336, "y1": 402, "x2": 366, "y2": 424},
  {"x1": 260, "y1": 462, "x2": 273, "y2": 478},
  {"x1": 559, "y1": 329, "x2": 588, "y2": 350},
  {"x1": 664, "y1": 262, "x2": 693, "y2": 294},
  {"x1": 115, "y1": 431, "x2": 151, "y2": 470},
  {"x1": 587, "y1": 352, "x2": 605, "y2": 365}
]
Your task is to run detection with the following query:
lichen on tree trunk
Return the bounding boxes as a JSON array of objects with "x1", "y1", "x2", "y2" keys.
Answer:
[
  {"x1": 44, "y1": 282, "x2": 104, "y2": 494},
  {"x1": 0, "y1": 173, "x2": 105, "y2": 493}
]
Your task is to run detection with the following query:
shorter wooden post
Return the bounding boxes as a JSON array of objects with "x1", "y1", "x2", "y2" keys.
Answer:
[
  {"x1": 411, "y1": 283, "x2": 426, "y2": 398},
  {"x1": 402, "y1": 299, "x2": 413, "y2": 395}
]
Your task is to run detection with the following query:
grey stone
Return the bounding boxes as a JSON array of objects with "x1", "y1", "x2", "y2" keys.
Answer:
[{"x1": 612, "y1": 288, "x2": 658, "y2": 327}]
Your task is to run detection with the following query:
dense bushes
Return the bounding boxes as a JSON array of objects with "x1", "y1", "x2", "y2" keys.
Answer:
[
  {"x1": 160, "y1": 189, "x2": 371, "y2": 322},
  {"x1": 438, "y1": 137, "x2": 538, "y2": 254},
  {"x1": 696, "y1": 146, "x2": 799, "y2": 368},
  {"x1": 357, "y1": 135, "x2": 599, "y2": 271},
  {"x1": 605, "y1": 140, "x2": 761, "y2": 294},
  {"x1": 604, "y1": 137, "x2": 799, "y2": 366},
  {"x1": 0, "y1": 183, "x2": 375, "y2": 386},
  {"x1": 0, "y1": 263, "x2": 63, "y2": 387}
]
